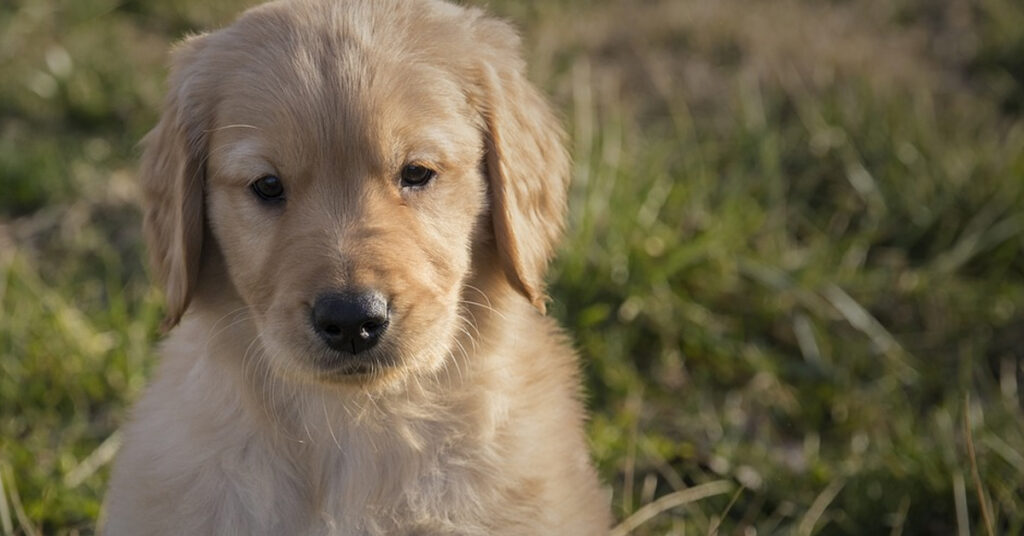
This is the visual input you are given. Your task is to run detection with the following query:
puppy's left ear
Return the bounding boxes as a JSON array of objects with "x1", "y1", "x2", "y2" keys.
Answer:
[{"x1": 472, "y1": 19, "x2": 570, "y2": 313}]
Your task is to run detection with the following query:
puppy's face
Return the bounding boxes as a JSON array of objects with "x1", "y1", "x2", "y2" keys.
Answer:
[
  {"x1": 207, "y1": 56, "x2": 484, "y2": 384},
  {"x1": 141, "y1": 0, "x2": 570, "y2": 389}
]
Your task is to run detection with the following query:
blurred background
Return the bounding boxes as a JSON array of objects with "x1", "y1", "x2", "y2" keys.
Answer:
[{"x1": 2, "y1": 0, "x2": 1024, "y2": 534}]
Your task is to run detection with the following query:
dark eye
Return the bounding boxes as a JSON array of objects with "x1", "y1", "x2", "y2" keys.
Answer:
[
  {"x1": 400, "y1": 164, "x2": 436, "y2": 188},
  {"x1": 251, "y1": 175, "x2": 285, "y2": 202}
]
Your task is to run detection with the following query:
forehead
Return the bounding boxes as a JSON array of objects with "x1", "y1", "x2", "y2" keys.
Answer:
[{"x1": 207, "y1": 6, "x2": 481, "y2": 170}]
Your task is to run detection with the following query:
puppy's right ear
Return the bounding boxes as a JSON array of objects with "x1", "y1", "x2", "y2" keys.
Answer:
[{"x1": 139, "y1": 34, "x2": 213, "y2": 331}]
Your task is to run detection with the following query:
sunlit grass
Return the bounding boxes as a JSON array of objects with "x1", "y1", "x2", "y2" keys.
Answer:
[{"x1": 2, "y1": 0, "x2": 1024, "y2": 534}]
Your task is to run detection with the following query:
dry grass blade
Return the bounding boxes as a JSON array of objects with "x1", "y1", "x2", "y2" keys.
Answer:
[
  {"x1": 889, "y1": 495, "x2": 910, "y2": 536},
  {"x1": 964, "y1": 394, "x2": 995, "y2": 536},
  {"x1": 0, "y1": 465, "x2": 38, "y2": 536},
  {"x1": 609, "y1": 480, "x2": 734, "y2": 536},
  {"x1": 822, "y1": 284, "x2": 918, "y2": 383},
  {"x1": 708, "y1": 484, "x2": 746, "y2": 536},
  {"x1": 953, "y1": 471, "x2": 969, "y2": 536},
  {"x1": 0, "y1": 464, "x2": 13, "y2": 536},
  {"x1": 983, "y1": 436, "x2": 1024, "y2": 474},
  {"x1": 65, "y1": 430, "x2": 123, "y2": 488},
  {"x1": 796, "y1": 479, "x2": 845, "y2": 536},
  {"x1": 621, "y1": 390, "x2": 643, "y2": 515}
]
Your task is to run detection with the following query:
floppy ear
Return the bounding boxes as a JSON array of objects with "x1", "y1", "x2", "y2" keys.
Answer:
[
  {"x1": 474, "y1": 21, "x2": 571, "y2": 314},
  {"x1": 139, "y1": 34, "x2": 213, "y2": 331}
]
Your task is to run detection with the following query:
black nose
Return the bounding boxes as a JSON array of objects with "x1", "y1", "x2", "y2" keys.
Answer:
[{"x1": 311, "y1": 291, "x2": 389, "y2": 354}]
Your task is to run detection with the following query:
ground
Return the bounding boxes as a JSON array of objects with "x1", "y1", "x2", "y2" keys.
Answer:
[{"x1": 2, "y1": 0, "x2": 1024, "y2": 534}]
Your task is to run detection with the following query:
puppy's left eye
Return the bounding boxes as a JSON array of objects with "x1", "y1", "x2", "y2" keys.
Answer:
[{"x1": 400, "y1": 164, "x2": 436, "y2": 188}]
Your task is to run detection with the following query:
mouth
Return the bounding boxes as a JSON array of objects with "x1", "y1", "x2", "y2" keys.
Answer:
[
  {"x1": 314, "y1": 350, "x2": 395, "y2": 381},
  {"x1": 326, "y1": 361, "x2": 372, "y2": 376}
]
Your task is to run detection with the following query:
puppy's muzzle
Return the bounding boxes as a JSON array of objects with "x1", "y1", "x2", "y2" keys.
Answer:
[{"x1": 311, "y1": 290, "x2": 389, "y2": 355}]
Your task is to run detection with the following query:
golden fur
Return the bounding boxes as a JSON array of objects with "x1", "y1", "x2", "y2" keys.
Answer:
[{"x1": 102, "y1": 0, "x2": 610, "y2": 534}]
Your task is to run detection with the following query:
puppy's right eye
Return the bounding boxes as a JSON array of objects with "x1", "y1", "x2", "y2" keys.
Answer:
[{"x1": 251, "y1": 175, "x2": 285, "y2": 202}]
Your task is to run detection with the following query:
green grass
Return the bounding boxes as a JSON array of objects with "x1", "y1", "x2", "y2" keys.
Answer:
[{"x1": 3, "y1": 0, "x2": 1024, "y2": 534}]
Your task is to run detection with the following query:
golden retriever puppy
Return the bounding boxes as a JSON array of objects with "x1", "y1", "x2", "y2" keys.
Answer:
[{"x1": 102, "y1": 0, "x2": 610, "y2": 534}]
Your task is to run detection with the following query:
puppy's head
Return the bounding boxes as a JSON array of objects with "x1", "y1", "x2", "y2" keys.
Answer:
[{"x1": 141, "y1": 0, "x2": 569, "y2": 387}]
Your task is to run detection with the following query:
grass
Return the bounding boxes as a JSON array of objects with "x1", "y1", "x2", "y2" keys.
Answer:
[{"x1": 2, "y1": 0, "x2": 1024, "y2": 534}]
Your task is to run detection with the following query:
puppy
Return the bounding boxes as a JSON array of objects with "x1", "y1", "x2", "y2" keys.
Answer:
[{"x1": 103, "y1": 0, "x2": 610, "y2": 533}]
